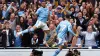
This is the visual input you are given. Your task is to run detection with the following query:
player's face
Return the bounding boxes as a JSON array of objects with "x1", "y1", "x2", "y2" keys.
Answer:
[
  {"x1": 41, "y1": 2, "x2": 46, "y2": 7},
  {"x1": 70, "y1": 19, "x2": 74, "y2": 24}
]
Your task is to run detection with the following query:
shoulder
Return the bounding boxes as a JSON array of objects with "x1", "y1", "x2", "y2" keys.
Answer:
[
  {"x1": 45, "y1": 8, "x2": 48, "y2": 10},
  {"x1": 37, "y1": 7, "x2": 42, "y2": 10},
  {"x1": 66, "y1": 20, "x2": 71, "y2": 25}
]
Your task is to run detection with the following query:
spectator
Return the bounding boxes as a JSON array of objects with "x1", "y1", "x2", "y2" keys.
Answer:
[
  {"x1": 1, "y1": 21, "x2": 14, "y2": 47},
  {"x1": 66, "y1": 6, "x2": 75, "y2": 19},
  {"x1": 14, "y1": 25, "x2": 22, "y2": 47},
  {"x1": 70, "y1": 0, "x2": 79, "y2": 12},
  {"x1": 18, "y1": 2, "x2": 26, "y2": 16},
  {"x1": 86, "y1": 3, "x2": 94, "y2": 18},
  {"x1": 49, "y1": 10, "x2": 57, "y2": 24},
  {"x1": 18, "y1": 16, "x2": 27, "y2": 30},
  {"x1": 82, "y1": 9, "x2": 90, "y2": 19},
  {"x1": 9, "y1": 13, "x2": 16, "y2": 30},
  {"x1": 94, "y1": 8, "x2": 100, "y2": 22},
  {"x1": 2, "y1": 2, "x2": 13, "y2": 20},
  {"x1": 76, "y1": 12, "x2": 86, "y2": 31},
  {"x1": 0, "y1": 23, "x2": 2, "y2": 46},
  {"x1": 31, "y1": 13, "x2": 37, "y2": 25},
  {"x1": 27, "y1": 18, "x2": 34, "y2": 26},
  {"x1": 0, "y1": 6, "x2": 3, "y2": 23},
  {"x1": 46, "y1": 23, "x2": 56, "y2": 47},
  {"x1": 55, "y1": 6, "x2": 65, "y2": 19},
  {"x1": 79, "y1": 25, "x2": 99, "y2": 47},
  {"x1": 80, "y1": 2, "x2": 86, "y2": 11},
  {"x1": 60, "y1": 1, "x2": 66, "y2": 9},
  {"x1": 31, "y1": 33, "x2": 39, "y2": 47}
]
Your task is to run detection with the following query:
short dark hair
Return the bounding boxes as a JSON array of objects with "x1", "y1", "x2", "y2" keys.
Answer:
[
  {"x1": 32, "y1": 49, "x2": 43, "y2": 56},
  {"x1": 65, "y1": 50, "x2": 74, "y2": 56},
  {"x1": 74, "y1": 49, "x2": 80, "y2": 56},
  {"x1": 41, "y1": 0, "x2": 46, "y2": 3}
]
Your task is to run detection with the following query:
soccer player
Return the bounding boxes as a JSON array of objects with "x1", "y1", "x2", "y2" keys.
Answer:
[
  {"x1": 53, "y1": 18, "x2": 78, "y2": 56},
  {"x1": 17, "y1": 1, "x2": 50, "y2": 47}
]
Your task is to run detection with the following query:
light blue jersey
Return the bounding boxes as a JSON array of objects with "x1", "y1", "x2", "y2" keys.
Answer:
[
  {"x1": 53, "y1": 20, "x2": 76, "y2": 56},
  {"x1": 36, "y1": 7, "x2": 49, "y2": 23},
  {"x1": 56, "y1": 20, "x2": 75, "y2": 39},
  {"x1": 18, "y1": 7, "x2": 49, "y2": 35}
]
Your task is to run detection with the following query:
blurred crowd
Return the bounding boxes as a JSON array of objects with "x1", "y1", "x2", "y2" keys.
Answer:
[{"x1": 0, "y1": 0, "x2": 100, "y2": 48}]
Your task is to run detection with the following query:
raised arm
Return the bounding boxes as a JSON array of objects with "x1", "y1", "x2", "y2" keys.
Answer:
[{"x1": 4, "y1": 2, "x2": 13, "y2": 18}]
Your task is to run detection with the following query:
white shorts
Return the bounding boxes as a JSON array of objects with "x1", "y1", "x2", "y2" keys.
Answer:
[
  {"x1": 57, "y1": 37, "x2": 67, "y2": 45},
  {"x1": 34, "y1": 20, "x2": 49, "y2": 30}
]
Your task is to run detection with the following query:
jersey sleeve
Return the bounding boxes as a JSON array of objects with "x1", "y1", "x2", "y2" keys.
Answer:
[
  {"x1": 36, "y1": 8, "x2": 41, "y2": 15},
  {"x1": 68, "y1": 24, "x2": 76, "y2": 36},
  {"x1": 56, "y1": 24, "x2": 60, "y2": 34}
]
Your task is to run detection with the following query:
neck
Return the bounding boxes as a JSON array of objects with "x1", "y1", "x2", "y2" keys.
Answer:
[{"x1": 42, "y1": 6, "x2": 45, "y2": 8}]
